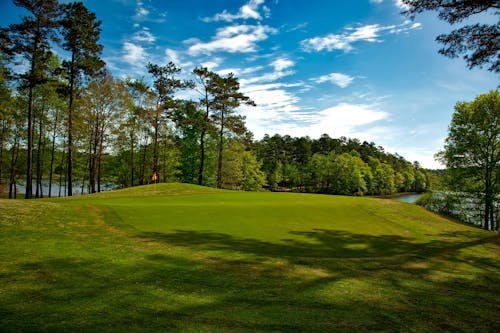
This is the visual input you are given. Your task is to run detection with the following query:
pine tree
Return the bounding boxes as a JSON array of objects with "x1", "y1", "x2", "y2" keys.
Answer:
[
  {"x1": 60, "y1": 1, "x2": 104, "y2": 196},
  {"x1": 8, "y1": 0, "x2": 60, "y2": 198}
]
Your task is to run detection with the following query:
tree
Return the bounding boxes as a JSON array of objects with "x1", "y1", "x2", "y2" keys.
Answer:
[
  {"x1": 402, "y1": 0, "x2": 500, "y2": 73},
  {"x1": 60, "y1": 1, "x2": 105, "y2": 196},
  {"x1": 81, "y1": 71, "x2": 129, "y2": 193},
  {"x1": 147, "y1": 62, "x2": 192, "y2": 183},
  {"x1": 8, "y1": 0, "x2": 60, "y2": 198},
  {"x1": 437, "y1": 90, "x2": 500, "y2": 230},
  {"x1": 123, "y1": 78, "x2": 155, "y2": 186},
  {"x1": 192, "y1": 66, "x2": 217, "y2": 185},
  {"x1": 211, "y1": 73, "x2": 255, "y2": 188}
]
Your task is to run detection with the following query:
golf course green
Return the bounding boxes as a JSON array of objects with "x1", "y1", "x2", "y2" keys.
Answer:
[{"x1": 1, "y1": 183, "x2": 499, "y2": 332}]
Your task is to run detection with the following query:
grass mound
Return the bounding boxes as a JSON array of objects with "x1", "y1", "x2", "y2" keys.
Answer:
[{"x1": 1, "y1": 183, "x2": 499, "y2": 332}]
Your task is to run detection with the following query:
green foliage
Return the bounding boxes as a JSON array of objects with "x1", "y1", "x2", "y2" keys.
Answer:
[
  {"x1": 438, "y1": 90, "x2": 500, "y2": 230},
  {"x1": 402, "y1": 0, "x2": 499, "y2": 72}
]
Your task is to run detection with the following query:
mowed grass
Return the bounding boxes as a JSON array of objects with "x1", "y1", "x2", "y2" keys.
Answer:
[{"x1": 0, "y1": 183, "x2": 499, "y2": 332}]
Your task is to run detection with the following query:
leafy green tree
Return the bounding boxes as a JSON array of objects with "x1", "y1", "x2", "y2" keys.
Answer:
[
  {"x1": 147, "y1": 62, "x2": 192, "y2": 183},
  {"x1": 240, "y1": 150, "x2": 266, "y2": 191},
  {"x1": 123, "y1": 78, "x2": 155, "y2": 186},
  {"x1": 221, "y1": 140, "x2": 266, "y2": 191},
  {"x1": 60, "y1": 1, "x2": 105, "y2": 196},
  {"x1": 437, "y1": 90, "x2": 500, "y2": 230},
  {"x1": 211, "y1": 73, "x2": 255, "y2": 188},
  {"x1": 172, "y1": 101, "x2": 204, "y2": 184},
  {"x1": 8, "y1": 0, "x2": 60, "y2": 198},
  {"x1": 192, "y1": 67, "x2": 218, "y2": 185},
  {"x1": 402, "y1": 0, "x2": 499, "y2": 72},
  {"x1": 81, "y1": 71, "x2": 129, "y2": 192}
]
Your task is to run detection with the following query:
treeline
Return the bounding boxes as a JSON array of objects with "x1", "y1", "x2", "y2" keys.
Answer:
[
  {"x1": 0, "y1": 0, "x2": 429, "y2": 199},
  {"x1": 254, "y1": 134, "x2": 428, "y2": 195}
]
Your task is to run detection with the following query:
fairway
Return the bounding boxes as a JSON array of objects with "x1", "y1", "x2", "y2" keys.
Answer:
[{"x1": 1, "y1": 183, "x2": 499, "y2": 332}]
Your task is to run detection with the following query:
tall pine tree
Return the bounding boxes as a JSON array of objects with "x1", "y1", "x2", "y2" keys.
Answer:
[
  {"x1": 8, "y1": 0, "x2": 60, "y2": 199},
  {"x1": 60, "y1": 1, "x2": 104, "y2": 196}
]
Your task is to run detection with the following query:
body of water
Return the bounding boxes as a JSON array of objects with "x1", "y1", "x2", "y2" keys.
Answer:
[
  {"x1": 3, "y1": 179, "x2": 119, "y2": 197},
  {"x1": 392, "y1": 193, "x2": 422, "y2": 204}
]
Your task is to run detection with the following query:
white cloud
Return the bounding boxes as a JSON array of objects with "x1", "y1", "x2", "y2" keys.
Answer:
[
  {"x1": 164, "y1": 48, "x2": 193, "y2": 68},
  {"x1": 134, "y1": 1, "x2": 149, "y2": 19},
  {"x1": 243, "y1": 101, "x2": 389, "y2": 141},
  {"x1": 270, "y1": 57, "x2": 294, "y2": 71},
  {"x1": 301, "y1": 21, "x2": 421, "y2": 52},
  {"x1": 312, "y1": 73, "x2": 354, "y2": 88},
  {"x1": 122, "y1": 42, "x2": 147, "y2": 65},
  {"x1": 132, "y1": 27, "x2": 156, "y2": 43},
  {"x1": 370, "y1": 0, "x2": 384, "y2": 3},
  {"x1": 202, "y1": 0, "x2": 267, "y2": 22},
  {"x1": 186, "y1": 24, "x2": 277, "y2": 55},
  {"x1": 394, "y1": 0, "x2": 410, "y2": 10},
  {"x1": 238, "y1": 57, "x2": 295, "y2": 85}
]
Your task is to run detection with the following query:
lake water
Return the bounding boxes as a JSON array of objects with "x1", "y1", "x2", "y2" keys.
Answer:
[
  {"x1": 5, "y1": 179, "x2": 119, "y2": 197},
  {"x1": 390, "y1": 193, "x2": 422, "y2": 204}
]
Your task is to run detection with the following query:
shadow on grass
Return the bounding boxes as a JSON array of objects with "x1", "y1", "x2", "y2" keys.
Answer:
[{"x1": 1, "y1": 229, "x2": 499, "y2": 332}]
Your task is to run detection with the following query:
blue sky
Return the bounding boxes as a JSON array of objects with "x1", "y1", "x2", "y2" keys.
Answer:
[{"x1": 1, "y1": 0, "x2": 498, "y2": 168}]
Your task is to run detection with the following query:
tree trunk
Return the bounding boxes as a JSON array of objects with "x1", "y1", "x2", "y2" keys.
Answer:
[
  {"x1": 67, "y1": 51, "x2": 76, "y2": 197},
  {"x1": 25, "y1": 83, "x2": 34, "y2": 199},
  {"x1": 35, "y1": 102, "x2": 45, "y2": 198},
  {"x1": 152, "y1": 110, "x2": 159, "y2": 183},
  {"x1": 97, "y1": 129, "x2": 104, "y2": 192},
  {"x1": 198, "y1": 98, "x2": 209, "y2": 186},
  {"x1": 130, "y1": 132, "x2": 135, "y2": 187},
  {"x1": 9, "y1": 129, "x2": 20, "y2": 199},
  {"x1": 216, "y1": 108, "x2": 225, "y2": 189},
  {"x1": 0, "y1": 120, "x2": 6, "y2": 184},
  {"x1": 48, "y1": 111, "x2": 58, "y2": 198},
  {"x1": 58, "y1": 139, "x2": 65, "y2": 197}
]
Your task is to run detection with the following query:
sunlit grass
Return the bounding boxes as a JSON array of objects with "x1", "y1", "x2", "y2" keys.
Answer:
[{"x1": 1, "y1": 183, "x2": 499, "y2": 332}]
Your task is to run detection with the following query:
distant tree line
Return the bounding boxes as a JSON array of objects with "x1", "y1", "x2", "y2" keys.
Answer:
[
  {"x1": 0, "y1": 0, "x2": 429, "y2": 199},
  {"x1": 254, "y1": 134, "x2": 428, "y2": 195}
]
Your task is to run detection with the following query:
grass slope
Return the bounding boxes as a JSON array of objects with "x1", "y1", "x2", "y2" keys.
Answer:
[{"x1": 1, "y1": 183, "x2": 499, "y2": 332}]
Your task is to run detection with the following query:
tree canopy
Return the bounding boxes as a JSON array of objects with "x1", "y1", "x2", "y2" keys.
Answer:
[
  {"x1": 402, "y1": 0, "x2": 500, "y2": 73},
  {"x1": 438, "y1": 90, "x2": 500, "y2": 230}
]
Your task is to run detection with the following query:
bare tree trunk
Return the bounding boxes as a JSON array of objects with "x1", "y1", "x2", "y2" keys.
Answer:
[
  {"x1": 9, "y1": 131, "x2": 20, "y2": 199},
  {"x1": 0, "y1": 120, "x2": 7, "y2": 184},
  {"x1": 35, "y1": 103, "x2": 45, "y2": 198},
  {"x1": 152, "y1": 111, "x2": 159, "y2": 183},
  {"x1": 198, "y1": 99, "x2": 209, "y2": 186},
  {"x1": 97, "y1": 130, "x2": 104, "y2": 192},
  {"x1": 67, "y1": 52, "x2": 76, "y2": 197},
  {"x1": 130, "y1": 133, "x2": 135, "y2": 187},
  {"x1": 216, "y1": 108, "x2": 225, "y2": 189},
  {"x1": 48, "y1": 111, "x2": 58, "y2": 198}
]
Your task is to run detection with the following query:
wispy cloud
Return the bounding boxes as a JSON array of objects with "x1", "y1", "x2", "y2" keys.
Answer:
[
  {"x1": 133, "y1": 0, "x2": 167, "y2": 23},
  {"x1": 202, "y1": 0, "x2": 267, "y2": 22},
  {"x1": 312, "y1": 72, "x2": 354, "y2": 88},
  {"x1": 394, "y1": 0, "x2": 410, "y2": 10},
  {"x1": 301, "y1": 21, "x2": 421, "y2": 52},
  {"x1": 122, "y1": 42, "x2": 148, "y2": 65},
  {"x1": 132, "y1": 27, "x2": 156, "y2": 43},
  {"x1": 186, "y1": 24, "x2": 277, "y2": 55},
  {"x1": 238, "y1": 57, "x2": 295, "y2": 85}
]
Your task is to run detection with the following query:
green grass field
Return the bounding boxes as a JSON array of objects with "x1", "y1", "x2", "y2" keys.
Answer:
[{"x1": 1, "y1": 183, "x2": 499, "y2": 332}]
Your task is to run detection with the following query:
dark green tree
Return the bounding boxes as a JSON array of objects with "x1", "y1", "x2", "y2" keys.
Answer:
[
  {"x1": 8, "y1": 0, "x2": 60, "y2": 198},
  {"x1": 192, "y1": 66, "x2": 217, "y2": 186},
  {"x1": 147, "y1": 62, "x2": 192, "y2": 183},
  {"x1": 211, "y1": 73, "x2": 255, "y2": 189},
  {"x1": 402, "y1": 0, "x2": 499, "y2": 72},
  {"x1": 437, "y1": 90, "x2": 500, "y2": 230},
  {"x1": 60, "y1": 1, "x2": 104, "y2": 196}
]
